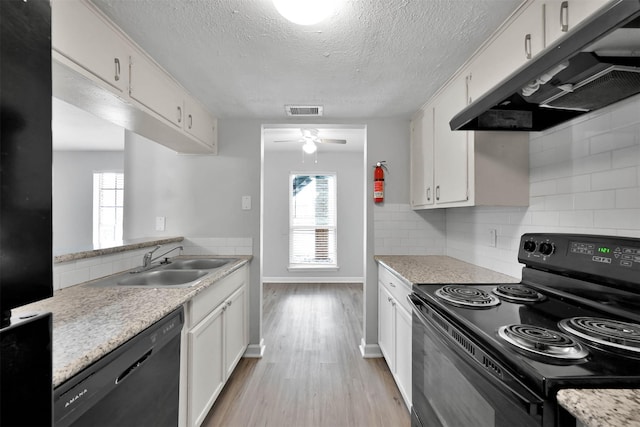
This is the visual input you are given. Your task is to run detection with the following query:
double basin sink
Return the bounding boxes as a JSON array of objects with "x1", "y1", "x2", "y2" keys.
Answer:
[{"x1": 88, "y1": 258, "x2": 237, "y2": 289}]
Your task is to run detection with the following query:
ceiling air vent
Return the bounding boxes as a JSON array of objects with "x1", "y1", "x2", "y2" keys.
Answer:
[{"x1": 285, "y1": 105, "x2": 324, "y2": 117}]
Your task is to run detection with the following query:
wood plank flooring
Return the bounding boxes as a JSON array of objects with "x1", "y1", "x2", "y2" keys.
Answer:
[{"x1": 202, "y1": 283, "x2": 410, "y2": 427}]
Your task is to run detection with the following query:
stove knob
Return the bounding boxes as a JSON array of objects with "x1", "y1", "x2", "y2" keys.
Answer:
[
  {"x1": 539, "y1": 242, "x2": 555, "y2": 256},
  {"x1": 523, "y1": 241, "x2": 537, "y2": 253}
]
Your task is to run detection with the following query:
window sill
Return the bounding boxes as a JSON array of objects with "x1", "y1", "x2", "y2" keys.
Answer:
[{"x1": 288, "y1": 264, "x2": 340, "y2": 272}]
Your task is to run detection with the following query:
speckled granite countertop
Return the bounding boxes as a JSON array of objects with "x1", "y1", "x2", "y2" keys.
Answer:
[
  {"x1": 13, "y1": 256, "x2": 251, "y2": 387},
  {"x1": 376, "y1": 255, "x2": 640, "y2": 427},
  {"x1": 557, "y1": 389, "x2": 640, "y2": 427},
  {"x1": 374, "y1": 255, "x2": 519, "y2": 285},
  {"x1": 54, "y1": 236, "x2": 184, "y2": 263}
]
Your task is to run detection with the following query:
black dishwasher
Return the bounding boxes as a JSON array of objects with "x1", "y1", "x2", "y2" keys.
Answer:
[{"x1": 54, "y1": 307, "x2": 184, "y2": 427}]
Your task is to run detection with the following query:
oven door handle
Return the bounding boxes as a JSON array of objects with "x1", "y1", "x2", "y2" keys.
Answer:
[{"x1": 407, "y1": 294, "x2": 544, "y2": 417}]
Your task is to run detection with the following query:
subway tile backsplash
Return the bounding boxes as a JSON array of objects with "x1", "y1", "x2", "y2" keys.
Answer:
[
  {"x1": 444, "y1": 95, "x2": 640, "y2": 278},
  {"x1": 374, "y1": 203, "x2": 446, "y2": 255}
]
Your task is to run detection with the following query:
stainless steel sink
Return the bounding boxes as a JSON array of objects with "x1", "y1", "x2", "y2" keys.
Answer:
[
  {"x1": 86, "y1": 257, "x2": 239, "y2": 288},
  {"x1": 115, "y1": 269, "x2": 210, "y2": 288},
  {"x1": 159, "y1": 258, "x2": 235, "y2": 270}
]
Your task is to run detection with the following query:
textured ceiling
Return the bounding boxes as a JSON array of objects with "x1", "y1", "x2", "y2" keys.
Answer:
[{"x1": 90, "y1": 0, "x2": 523, "y2": 120}]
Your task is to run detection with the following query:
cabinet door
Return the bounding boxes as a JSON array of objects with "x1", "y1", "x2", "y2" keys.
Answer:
[
  {"x1": 544, "y1": 0, "x2": 609, "y2": 46},
  {"x1": 52, "y1": 0, "x2": 129, "y2": 93},
  {"x1": 378, "y1": 284, "x2": 395, "y2": 370},
  {"x1": 188, "y1": 304, "x2": 225, "y2": 427},
  {"x1": 224, "y1": 286, "x2": 247, "y2": 379},
  {"x1": 130, "y1": 53, "x2": 185, "y2": 128},
  {"x1": 468, "y1": 2, "x2": 544, "y2": 103},
  {"x1": 395, "y1": 303, "x2": 412, "y2": 408},
  {"x1": 410, "y1": 111, "x2": 427, "y2": 208},
  {"x1": 184, "y1": 96, "x2": 218, "y2": 151},
  {"x1": 434, "y1": 75, "x2": 469, "y2": 205},
  {"x1": 410, "y1": 108, "x2": 435, "y2": 209}
]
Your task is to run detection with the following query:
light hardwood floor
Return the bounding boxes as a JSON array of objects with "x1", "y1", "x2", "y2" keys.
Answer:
[{"x1": 202, "y1": 283, "x2": 411, "y2": 427}]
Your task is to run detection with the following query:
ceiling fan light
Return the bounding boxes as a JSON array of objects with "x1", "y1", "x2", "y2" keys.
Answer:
[
  {"x1": 302, "y1": 140, "x2": 317, "y2": 154},
  {"x1": 273, "y1": 0, "x2": 339, "y2": 26}
]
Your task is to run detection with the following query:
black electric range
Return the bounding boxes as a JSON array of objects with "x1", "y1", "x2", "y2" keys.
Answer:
[{"x1": 409, "y1": 233, "x2": 640, "y2": 427}]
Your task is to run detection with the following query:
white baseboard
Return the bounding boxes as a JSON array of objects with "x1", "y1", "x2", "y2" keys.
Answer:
[
  {"x1": 244, "y1": 339, "x2": 265, "y2": 358},
  {"x1": 263, "y1": 277, "x2": 364, "y2": 283},
  {"x1": 359, "y1": 338, "x2": 382, "y2": 358}
]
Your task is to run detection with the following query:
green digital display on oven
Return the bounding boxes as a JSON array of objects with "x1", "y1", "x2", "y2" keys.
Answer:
[{"x1": 598, "y1": 247, "x2": 611, "y2": 254}]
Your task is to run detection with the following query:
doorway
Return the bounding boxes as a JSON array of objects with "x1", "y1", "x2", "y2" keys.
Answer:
[{"x1": 260, "y1": 124, "x2": 367, "y2": 350}]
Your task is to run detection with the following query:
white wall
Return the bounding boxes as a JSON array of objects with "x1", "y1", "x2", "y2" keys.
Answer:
[
  {"x1": 444, "y1": 95, "x2": 640, "y2": 278},
  {"x1": 52, "y1": 150, "x2": 124, "y2": 253},
  {"x1": 124, "y1": 122, "x2": 262, "y2": 347},
  {"x1": 263, "y1": 149, "x2": 364, "y2": 281}
]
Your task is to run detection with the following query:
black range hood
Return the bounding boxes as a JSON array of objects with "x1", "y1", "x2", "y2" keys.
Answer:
[{"x1": 450, "y1": 0, "x2": 640, "y2": 132}]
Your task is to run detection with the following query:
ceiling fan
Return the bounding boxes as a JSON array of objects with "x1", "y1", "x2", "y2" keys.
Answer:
[{"x1": 274, "y1": 128, "x2": 346, "y2": 154}]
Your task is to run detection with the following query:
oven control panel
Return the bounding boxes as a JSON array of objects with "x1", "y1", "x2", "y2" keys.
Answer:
[{"x1": 518, "y1": 233, "x2": 639, "y2": 285}]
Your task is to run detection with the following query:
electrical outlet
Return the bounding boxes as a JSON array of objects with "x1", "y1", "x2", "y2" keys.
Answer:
[
  {"x1": 242, "y1": 196, "x2": 251, "y2": 210},
  {"x1": 488, "y1": 228, "x2": 497, "y2": 247}
]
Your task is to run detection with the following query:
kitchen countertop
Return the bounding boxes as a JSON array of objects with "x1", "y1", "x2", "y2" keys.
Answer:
[
  {"x1": 54, "y1": 236, "x2": 184, "y2": 263},
  {"x1": 557, "y1": 389, "x2": 640, "y2": 427},
  {"x1": 374, "y1": 255, "x2": 520, "y2": 285},
  {"x1": 13, "y1": 255, "x2": 251, "y2": 387},
  {"x1": 376, "y1": 255, "x2": 640, "y2": 427}
]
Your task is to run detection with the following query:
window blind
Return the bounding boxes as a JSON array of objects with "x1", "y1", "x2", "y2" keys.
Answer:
[{"x1": 289, "y1": 174, "x2": 337, "y2": 266}]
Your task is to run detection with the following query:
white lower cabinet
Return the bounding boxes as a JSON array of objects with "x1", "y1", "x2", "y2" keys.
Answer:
[
  {"x1": 378, "y1": 265, "x2": 412, "y2": 411},
  {"x1": 181, "y1": 265, "x2": 249, "y2": 427}
]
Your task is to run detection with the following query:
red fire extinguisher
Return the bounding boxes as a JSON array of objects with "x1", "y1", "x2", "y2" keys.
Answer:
[{"x1": 374, "y1": 161, "x2": 387, "y2": 203}]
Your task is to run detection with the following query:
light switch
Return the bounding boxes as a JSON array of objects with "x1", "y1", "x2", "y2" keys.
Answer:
[
  {"x1": 156, "y1": 216, "x2": 166, "y2": 231},
  {"x1": 242, "y1": 196, "x2": 251, "y2": 210},
  {"x1": 488, "y1": 228, "x2": 497, "y2": 247}
]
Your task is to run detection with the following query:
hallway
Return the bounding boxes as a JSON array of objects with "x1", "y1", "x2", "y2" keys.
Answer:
[{"x1": 203, "y1": 283, "x2": 410, "y2": 427}]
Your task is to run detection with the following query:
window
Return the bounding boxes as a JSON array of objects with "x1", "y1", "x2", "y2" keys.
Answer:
[
  {"x1": 289, "y1": 173, "x2": 337, "y2": 267},
  {"x1": 93, "y1": 172, "x2": 124, "y2": 248}
]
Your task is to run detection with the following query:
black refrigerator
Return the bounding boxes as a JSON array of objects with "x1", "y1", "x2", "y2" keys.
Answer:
[{"x1": 1, "y1": 0, "x2": 54, "y2": 425}]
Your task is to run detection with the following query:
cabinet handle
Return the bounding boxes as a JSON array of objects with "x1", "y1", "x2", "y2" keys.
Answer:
[
  {"x1": 560, "y1": 1, "x2": 569, "y2": 32},
  {"x1": 188, "y1": 114, "x2": 193, "y2": 129},
  {"x1": 436, "y1": 185, "x2": 440, "y2": 201},
  {"x1": 114, "y1": 58, "x2": 120, "y2": 82},
  {"x1": 389, "y1": 281, "x2": 396, "y2": 288},
  {"x1": 524, "y1": 34, "x2": 532, "y2": 59},
  {"x1": 177, "y1": 106, "x2": 182, "y2": 123},
  {"x1": 427, "y1": 187, "x2": 431, "y2": 201},
  {"x1": 227, "y1": 301, "x2": 232, "y2": 307}
]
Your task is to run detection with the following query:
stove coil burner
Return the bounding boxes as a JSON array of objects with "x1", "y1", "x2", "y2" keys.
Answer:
[
  {"x1": 498, "y1": 324, "x2": 589, "y2": 360},
  {"x1": 492, "y1": 284, "x2": 545, "y2": 303},
  {"x1": 435, "y1": 285, "x2": 500, "y2": 308},
  {"x1": 558, "y1": 317, "x2": 640, "y2": 355}
]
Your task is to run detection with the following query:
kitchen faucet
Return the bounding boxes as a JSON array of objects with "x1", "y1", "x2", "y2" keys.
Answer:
[{"x1": 135, "y1": 245, "x2": 184, "y2": 272}]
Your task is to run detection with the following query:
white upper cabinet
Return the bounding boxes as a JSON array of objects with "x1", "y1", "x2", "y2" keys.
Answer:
[
  {"x1": 51, "y1": 0, "x2": 218, "y2": 154},
  {"x1": 468, "y1": 1, "x2": 544, "y2": 104},
  {"x1": 184, "y1": 97, "x2": 218, "y2": 151},
  {"x1": 130, "y1": 53, "x2": 185, "y2": 128},
  {"x1": 411, "y1": 74, "x2": 529, "y2": 210},
  {"x1": 410, "y1": 109, "x2": 435, "y2": 208},
  {"x1": 52, "y1": 0, "x2": 130, "y2": 94},
  {"x1": 544, "y1": 0, "x2": 610, "y2": 47},
  {"x1": 433, "y1": 74, "x2": 470, "y2": 205}
]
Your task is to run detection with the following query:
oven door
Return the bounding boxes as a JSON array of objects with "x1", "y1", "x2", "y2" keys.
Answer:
[{"x1": 409, "y1": 293, "x2": 544, "y2": 427}]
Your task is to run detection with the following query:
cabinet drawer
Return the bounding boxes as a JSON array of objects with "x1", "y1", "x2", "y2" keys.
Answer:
[
  {"x1": 189, "y1": 268, "x2": 245, "y2": 326},
  {"x1": 378, "y1": 266, "x2": 412, "y2": 313}
]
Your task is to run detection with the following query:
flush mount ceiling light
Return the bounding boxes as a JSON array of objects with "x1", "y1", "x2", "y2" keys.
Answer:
[{"x1": 273, "y1": 0, "x2": 340, "y2": 25}]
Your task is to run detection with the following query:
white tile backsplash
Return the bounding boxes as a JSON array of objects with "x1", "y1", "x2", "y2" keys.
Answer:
[
  {"x1": 374, "y1": 203, "x2": 445, "y2": 255},
  {"x1": 440, "y1": 95, "x2": 640, "y2": 278}
]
